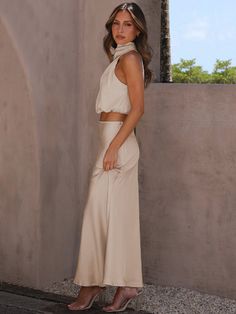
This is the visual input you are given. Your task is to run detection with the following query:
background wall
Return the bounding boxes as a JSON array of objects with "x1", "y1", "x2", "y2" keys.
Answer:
[
  {"x1": 0, "y1": 0, "x2": 79, "y2": 287},
  {"x1": 138, "y1": 84, "x2": 236, "y2": 299},
  {"x1": 1, "y1": 0, "x2": 236, "y2": 301},
  {"x1": 0, "y1": 18, "x2": 39, "y2": 286}
]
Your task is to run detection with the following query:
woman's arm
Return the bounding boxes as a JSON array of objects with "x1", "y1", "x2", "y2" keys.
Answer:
[
  {"x1": 110, "y1": 51, "x2": 144, "y2": 148},
  {"x1": 103, "y1": 51, "x2": 144, "y2": 171}
]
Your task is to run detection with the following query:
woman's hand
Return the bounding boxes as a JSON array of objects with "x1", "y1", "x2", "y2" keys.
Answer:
[{"x1": 103, "y1": 145, "x2": 119, "y2": 171}]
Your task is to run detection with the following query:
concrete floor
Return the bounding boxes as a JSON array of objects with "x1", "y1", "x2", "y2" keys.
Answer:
[
  {"x1": 0, "y1": 281, "x2": 148, "y2": 314},
  {"x1": 43, "y1": 279, "x2": 236, "y2": 314},
  {"x1": 1, "y1": 280, "x2": 236, "y2": 313}
]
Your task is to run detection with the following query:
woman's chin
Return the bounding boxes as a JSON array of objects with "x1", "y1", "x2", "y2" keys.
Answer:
[{"x1": 115, "y1": 38, "x2": 131, "y2": 45}]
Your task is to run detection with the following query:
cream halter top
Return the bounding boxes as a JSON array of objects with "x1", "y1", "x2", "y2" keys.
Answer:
[{"x1": 95, "y1": 41, "x2": 144, "y2": 114}]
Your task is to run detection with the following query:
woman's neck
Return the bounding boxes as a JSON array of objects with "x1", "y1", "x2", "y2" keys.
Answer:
[{"x1": 112, "y1": 41, "x2": 137, "y2": 60}]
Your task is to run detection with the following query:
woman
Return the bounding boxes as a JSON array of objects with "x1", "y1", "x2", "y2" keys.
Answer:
[{"x1": 68, "y1": 2, "x2": 152, "y2": 312}]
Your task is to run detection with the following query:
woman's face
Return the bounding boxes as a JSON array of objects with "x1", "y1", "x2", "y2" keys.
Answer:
[{"x1": 112, "y1": 10, "x2": 140, "y2": 45}]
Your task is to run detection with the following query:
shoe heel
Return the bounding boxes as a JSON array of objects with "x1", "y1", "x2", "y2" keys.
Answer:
[
  {"x1": 86, "y1": 288, "x2": 106, "y2": 310},
  {"x1": 103, "y1": 289, "x2": 143, "y2": 313},
  {"x1": 83, "y1": 291, "x2": 101, "y2": 310},
  {"x1": 98, "y1": 288, "x2": 106, "y2": 305},
  {"x1": 134, "y1": 290, "x2": 143, "y2": 310}
]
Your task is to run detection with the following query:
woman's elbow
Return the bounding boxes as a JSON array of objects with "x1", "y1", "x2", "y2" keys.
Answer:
[
  {"x1": 137, "y1": 106, "x2": 144, "y2": 116},
  {"x1": 130, "y1": 107, "x2": 144, "y2": 117}
]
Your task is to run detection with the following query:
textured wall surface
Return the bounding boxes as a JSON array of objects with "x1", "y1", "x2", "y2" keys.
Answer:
[
  {"x1": 0, "y1": 0, "x2": 79, "y2": 287},
  {"x1": 0, "y1": 18, "x2": 39, "y2": 286},
  {"x1": 137, "y1": 83, "x2": 236, "y2": 299}
]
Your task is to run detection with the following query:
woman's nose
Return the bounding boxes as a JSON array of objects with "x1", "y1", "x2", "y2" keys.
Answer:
[{"x1": 118, "y1": 24, "x2": 124, "y2": 32}]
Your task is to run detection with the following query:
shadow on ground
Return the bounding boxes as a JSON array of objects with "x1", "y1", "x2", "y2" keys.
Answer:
[{"x1": 0, "y1": 282, "x2": 150, "y2": 314}]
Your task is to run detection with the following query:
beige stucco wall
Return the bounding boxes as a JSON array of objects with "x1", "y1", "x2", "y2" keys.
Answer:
[
  {"x1": 138, "y1": 83, "x2": 236, "y2": 299},
  {"x1": 0, "y1": 18, "x2": 39, "y2": 285},
  {"x1": 1, "y1": 0, "x2": 236, "y2": 301},
  {"x1": 0, "y1": 0, "x2": 79, "y2": 287}
]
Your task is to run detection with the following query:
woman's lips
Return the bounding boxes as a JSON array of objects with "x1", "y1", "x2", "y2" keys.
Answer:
[{"x1": 116, "y1": 35, "x2": 125, "y2": 39}]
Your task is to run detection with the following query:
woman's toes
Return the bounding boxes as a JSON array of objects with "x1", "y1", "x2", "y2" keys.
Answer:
[
  {"x1": 68, "y1": 303, "x2": 76, "y2": 309},
  {"x1": 67, "y1": 302, "x2": 75, "y2": 309},
  {"x1": 67, "y1": 302, "x2": 77, "y2": 309},
  {"x1": 67, "y1": 302, "x2": 84, "y2": 310},
  {"x1": 102, "y1": 304, "x2": 113, "y2": 311},
  {"x1": 68, "y1": 301, "x2": 84, "y2": 310}
]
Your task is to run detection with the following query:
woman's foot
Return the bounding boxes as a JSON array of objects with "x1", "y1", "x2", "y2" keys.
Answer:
[
  {"x1": 102, "y1": 287, "x2": 142, "y2": 312},
  {"x1": 67, "y1": 286, "x2": 105, "y2": 311}
]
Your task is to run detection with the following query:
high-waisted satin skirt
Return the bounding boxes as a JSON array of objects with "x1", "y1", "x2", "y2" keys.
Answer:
[{"x1": 73, "y1": 121, "x2": 143, "y2": 287}]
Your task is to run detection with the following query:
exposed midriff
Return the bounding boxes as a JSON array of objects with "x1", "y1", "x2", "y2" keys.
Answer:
[{"x1": 99, "y1": 111, "x2": 128, "y2": 122}]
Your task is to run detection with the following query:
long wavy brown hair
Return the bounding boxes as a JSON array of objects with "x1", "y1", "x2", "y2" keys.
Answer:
[{"x1": 103, "y1": 2, "x2": 153, "y2": 88}]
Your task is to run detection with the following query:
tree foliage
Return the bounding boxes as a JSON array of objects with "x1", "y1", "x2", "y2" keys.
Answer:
[{"x1": 172, "y1": 58, "x2": 236, "y2": 84}]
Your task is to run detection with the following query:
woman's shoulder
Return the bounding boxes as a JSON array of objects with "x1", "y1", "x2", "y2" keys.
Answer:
[
  {"x1": 119, "y1": 50, "x2": 143, "y2": 70},
  {"x1": 120, "y1": 50, "x2": 142, "y2": 62},
  {"x1": 118, "y1": 51, "x2": 144, "y2": 78}
]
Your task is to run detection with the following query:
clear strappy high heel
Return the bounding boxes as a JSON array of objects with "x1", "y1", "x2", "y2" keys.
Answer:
[
  {"x1": 67, "y1": 287, "x2": 106, "y2": 311},
  {"x1": 102, "y1": 288, "x2": 143, "y2": 312}
]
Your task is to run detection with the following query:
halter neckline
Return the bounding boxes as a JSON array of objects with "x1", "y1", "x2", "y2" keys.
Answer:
[{"x1": 112, "y1": 41, "x2": 137, "y2": 60}]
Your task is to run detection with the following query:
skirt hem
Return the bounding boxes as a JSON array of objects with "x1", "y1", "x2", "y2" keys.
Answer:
[{"x1": 73, "y1": 279, "x2": 144, "y2": 288}]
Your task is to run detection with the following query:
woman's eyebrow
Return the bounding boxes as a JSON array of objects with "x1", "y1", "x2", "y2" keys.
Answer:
[{"x1": 114, "y1": 19, "x2": 133, "y2": 22}]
